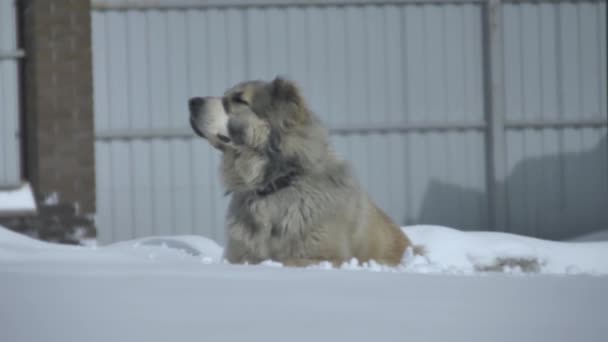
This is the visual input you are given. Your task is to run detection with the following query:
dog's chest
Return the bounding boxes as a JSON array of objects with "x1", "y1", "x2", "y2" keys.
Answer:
[{"x1": 245, "y1": 194, "x2": 313, "y2": 257}]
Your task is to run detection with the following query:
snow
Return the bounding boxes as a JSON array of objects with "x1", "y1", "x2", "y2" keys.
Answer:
[
  {"x1": 567, "y1": 229, "x2": 608, "y2": 242},
  {"x1": 402, "y1": 226, "x2": 608, "y2": 275},
  {"x1": 0, "y1": 183, "x2": 36, "y2": 213},
  {"x1": 1, "y1": 224, "x2": 608, "y2": 342},
  {"x1": 0, "y1": 226, "x2": 223, "y2": 265},
  {"x1": 2, "y1": 223, "x2": 606, "y2": 275}
]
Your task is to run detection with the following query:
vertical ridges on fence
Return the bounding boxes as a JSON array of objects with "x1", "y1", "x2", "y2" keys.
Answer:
[
  {"x1": 90, "y1": 0, "x2": 607, "y2": 243},
  {"x1": 0, "y1": 0, "x2": 21, "y2": 188}
]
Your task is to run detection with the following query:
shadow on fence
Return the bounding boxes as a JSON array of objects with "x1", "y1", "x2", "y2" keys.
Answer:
[{"x1": 416, "y1": 136, "x2": 608, "y2": 240}]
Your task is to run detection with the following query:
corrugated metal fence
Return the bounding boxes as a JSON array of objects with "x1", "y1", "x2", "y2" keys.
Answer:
[
  {"x1": 0, "y1": 0, "x2": 21, "y2": 188},
  {"x1": 91, "y1": 0, "x2": 607, "y2": 244}
]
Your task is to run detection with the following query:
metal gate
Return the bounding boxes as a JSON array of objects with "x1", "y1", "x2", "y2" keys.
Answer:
[
  {"x1": 91, "y1": 0, "x2": 607, "y2": 244},
  {"x1": 0, "y1": 0, "x2": 21, "y2": 188}
]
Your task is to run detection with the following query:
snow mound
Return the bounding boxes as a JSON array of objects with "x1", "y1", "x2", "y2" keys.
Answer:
[
  {"x1": 0, "y1": 183, "x2": 37, "y2": 214},
  {"x1": 402, "y1": 225, "x2": 608, "y2": 275},
  {"x1": 1, "y1": 224, "x2": 607, "y2": 275},
  {"x1": 0, "y1": 225, "x2": 222, "y2": 265},
  {"x1": 106, "y1": 235, "x2": 223, "y2": 263},
  {"x1": 567, "y1": 229, "x2": 608, "y2": 242}
]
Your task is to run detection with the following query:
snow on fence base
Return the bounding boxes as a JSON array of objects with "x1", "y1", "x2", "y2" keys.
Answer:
[
  {"x1": 0, "y1": 183, "x2": 36, "y2": 215},
  {"x1": 1, "y1": 224, "x2": 608, "y2": 341}
]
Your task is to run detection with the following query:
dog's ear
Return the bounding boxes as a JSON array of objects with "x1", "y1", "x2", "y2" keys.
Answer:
[
  {"x1": 270, "y1": 77, "x2": 302, "y2": 105},
  {"x1": 270, "y1": 77, "x2": 310, "y2": 127}
]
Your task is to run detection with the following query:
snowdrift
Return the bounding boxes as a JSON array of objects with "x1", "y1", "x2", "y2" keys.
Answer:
[
  {"x1": 2, "y1": 224, "x2": 607, "y2": 275},
  {"x1": 1, "y1": 224, "x2": 608, "y2": 342}
]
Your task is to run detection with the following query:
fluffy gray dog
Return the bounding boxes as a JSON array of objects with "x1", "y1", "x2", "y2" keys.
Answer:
[{"x1": 189, "y1": 77, "x2": 412, "y2": 267}]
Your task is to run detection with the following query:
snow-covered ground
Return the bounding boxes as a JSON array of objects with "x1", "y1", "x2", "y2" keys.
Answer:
[
  {"x1": 0, "y1": 183, "x2": 36, "y2": 214},
  {"x1": 2, "y1": 224, "x2": 606, "y2": 275},
  {"x1": 1, "y1": 224, "x2": 607, "y2": 342}
]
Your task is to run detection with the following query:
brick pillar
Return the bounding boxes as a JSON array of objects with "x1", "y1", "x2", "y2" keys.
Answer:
[{"x1": 17, "y1": 0, "x2": 96, "y2": 242}]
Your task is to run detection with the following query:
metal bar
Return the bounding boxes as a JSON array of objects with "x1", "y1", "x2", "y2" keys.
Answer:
[
  {"x1": 329, "y1": 121, "x2": 487, "y2": 134},
  {"x1": 92, "y1": 0, "x2": 484, "y2": 10},
  {"x1": 483, "y1": 0, "x2": 508, "y2": 232},
  {"x1": 94, "y1": 118, "x2": 607, "y2": 141},
  {"x1": 96, "y1": 128, "x2": 194, "y2": 141},
  {"x1": 506, "y1": 118, "x2": 608, "y2": 129},
  {"x1": 91, "y1": 0, "x2": 604, "y2": 9},
  {"x1": 502, "y1": 0, "x2": 601, "y2": 3},
  {"x1": 95, "y1": 121, "x2": 487, "y2": 140},
  {"x1": 0, "y1": 49, "x2": 25, "y2": 60}
]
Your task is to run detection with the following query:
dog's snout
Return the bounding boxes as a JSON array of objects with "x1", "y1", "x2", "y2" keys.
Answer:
[{"x1": 189, "y1": 97, "x2": 205, "y2": 113}]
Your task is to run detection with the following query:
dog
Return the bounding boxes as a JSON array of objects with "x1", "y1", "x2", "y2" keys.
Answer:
[{"x1": 189, "y1": 77, "x2": 413, "y2": 267}]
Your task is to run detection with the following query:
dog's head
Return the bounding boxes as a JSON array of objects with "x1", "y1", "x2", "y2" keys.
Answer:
[
  {"x1": 189, "y1": 77, "x2": 330, "y2": 193},
  {"x1": 189, "y1": 77, "x2": 311, "y2": 152}
]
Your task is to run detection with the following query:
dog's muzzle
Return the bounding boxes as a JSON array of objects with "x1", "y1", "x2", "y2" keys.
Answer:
[
  {"x1": 190, "y1": 116, "x2": 207, "y2": 139},
  {"x1": 189, "y1": 97, "x2": 207, "y2": 139},
  {"x1": 188, "y1": 96, "x2": 231, "y2": 145}
]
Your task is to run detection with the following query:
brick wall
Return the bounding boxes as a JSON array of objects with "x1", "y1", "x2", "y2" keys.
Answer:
[
  {"x1": 21, "y1": 0, "x2": 95, "y2": 215},
  {"x1": 4, "y1": 0, "x2": 97, "y2": 243}
]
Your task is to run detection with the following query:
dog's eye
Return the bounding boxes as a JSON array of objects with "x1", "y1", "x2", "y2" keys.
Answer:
[{"x1": 233, "y1": 93, "x2": 249, "y2": 106}]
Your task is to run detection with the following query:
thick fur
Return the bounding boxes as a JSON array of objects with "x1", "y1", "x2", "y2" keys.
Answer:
[{"x1": 189, "y1": 77, "x2": 412, "y2": 267}]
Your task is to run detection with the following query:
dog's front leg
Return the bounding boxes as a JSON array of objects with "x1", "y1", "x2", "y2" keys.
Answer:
[{"x1": 224, "y1": 219, "x2": 270, "y2": 264}]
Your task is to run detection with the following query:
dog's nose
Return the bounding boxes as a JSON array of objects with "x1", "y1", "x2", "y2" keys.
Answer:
[{"x1": 189, "y1": 97, "x2": 205, "y2": 113}]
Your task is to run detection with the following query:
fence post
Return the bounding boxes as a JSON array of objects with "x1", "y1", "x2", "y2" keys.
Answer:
[{"x1": 483, "y1": 0, "x2": 507, "y2": 231}]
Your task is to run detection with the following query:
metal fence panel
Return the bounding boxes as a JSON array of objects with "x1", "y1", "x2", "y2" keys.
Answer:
[
  {"x1": 332, "y1": 131, "x2": 488, "y2": 231},
  {"x1": 501, "y1": 0, "x2": 608, "y2": 239},
  {"x1": 92, "y1": 0, "x2": 606, "y2": 244},
  {"x1": 503, "y1": 1, "x2": 606, "y2": 123},
  {"x1": 92, "y1": 2, "x2": 486, "y2": 244},
  {"x1": 95, "y1": 139, "x2": 229, "y2": 243},
  {"x1": 504, "y1": 128, "x2": 607, "y2": 240},
  {"x1": 0, "y1": 0, "x2": 21, "y2": 188}
]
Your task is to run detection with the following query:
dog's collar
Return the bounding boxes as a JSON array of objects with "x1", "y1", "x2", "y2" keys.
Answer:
[{"x1": 256, "y1": 171, "x2": 298, "y2": 197}]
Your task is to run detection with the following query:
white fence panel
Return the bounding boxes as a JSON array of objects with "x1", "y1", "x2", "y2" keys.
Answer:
[
  {"x1": 92, "y1": 0, "x2": 606, "y2": 244},
  {"x1": 0, "y1": 0, "x2": 21, "y2": 188},
  {"x1": 502, "y1": 0, "x2": 608, "y2": 239}
]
